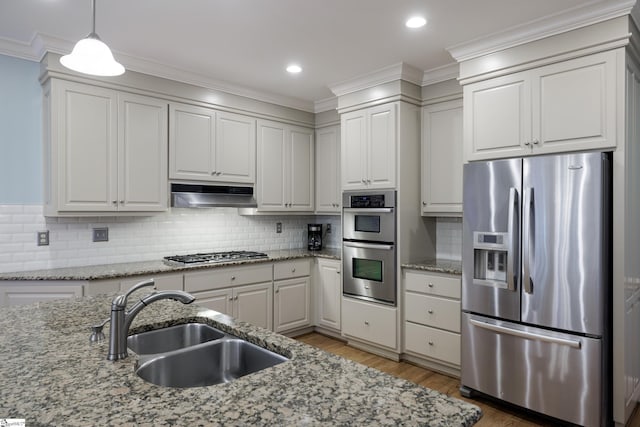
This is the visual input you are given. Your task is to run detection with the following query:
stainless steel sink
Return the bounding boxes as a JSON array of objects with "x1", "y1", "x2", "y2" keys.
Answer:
[
  {"x1": 127, "y1": 323, "x2": 225, "y2": 355},
  {"x1": 135, "y1": 338, "x2": 288, "y2": 388}
]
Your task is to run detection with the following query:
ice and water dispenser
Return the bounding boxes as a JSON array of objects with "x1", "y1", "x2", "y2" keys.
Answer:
[{"x1": 473, "y1": 231, "x2": 510, "y2": 288}]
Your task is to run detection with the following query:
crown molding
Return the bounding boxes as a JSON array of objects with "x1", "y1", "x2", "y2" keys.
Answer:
[
  {"x1": 0, "y1": 32, "x2": 316, "y2": 113},
  {"x1": 314, "y1": 96, "x2": 338, "y2": 113},
  {"x1": 329, "y1": 62, "x2": 423, "y2": 97},
  {"x1": 422, "y1": 62, "x2": 459, "y2": 86},
  {"x1": 447, "y1": 0, "x2": 636, "y2": 63}
]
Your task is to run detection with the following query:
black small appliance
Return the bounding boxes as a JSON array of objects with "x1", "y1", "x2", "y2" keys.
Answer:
[{"x1": 308, "y1": 224, "x2": 322, "y2": 251}]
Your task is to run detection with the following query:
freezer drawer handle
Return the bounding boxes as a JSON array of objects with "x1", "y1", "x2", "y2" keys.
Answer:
[{"x1": 469, "y1": 318, "x2": 581, "y2": 349}]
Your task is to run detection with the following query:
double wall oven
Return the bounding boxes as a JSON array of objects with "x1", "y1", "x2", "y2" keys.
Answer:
[{"x1": 342, "y1": 190, "x2": 397, "y2": 306}]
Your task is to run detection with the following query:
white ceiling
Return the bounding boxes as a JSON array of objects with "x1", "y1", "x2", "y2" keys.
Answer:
[{"x1": 0, "y1": 0, "x2": 631, "y2": 111}]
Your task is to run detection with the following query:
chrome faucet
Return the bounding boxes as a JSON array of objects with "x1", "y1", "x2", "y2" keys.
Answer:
[{"x1": 95, "y1": 279, "x2": 196, "y2": 361}]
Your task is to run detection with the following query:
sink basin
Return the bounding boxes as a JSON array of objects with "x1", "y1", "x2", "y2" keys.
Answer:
[
  {"x1": 135, "y1": 338, "x2": 288, "y2": 388},
  {"x1": 127, "y1": 323, "x2": 225, "y2": 355}
]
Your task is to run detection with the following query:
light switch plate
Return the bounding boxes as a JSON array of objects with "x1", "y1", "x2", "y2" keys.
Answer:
[
  {"x1": 326, "y1": 224, "x2": 332, "y2": 234},
  {"x1": 93, "y1": 227, "x2": 109, "y2": 242},
  {"x1": 276, "y1": 222, "x2": 282, "y2": 233},
  {"x1": 37, "y1": 231, "x2": 49, "y2": 246}
]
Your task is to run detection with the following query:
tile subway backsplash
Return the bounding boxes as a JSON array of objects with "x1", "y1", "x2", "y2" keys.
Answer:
[
  {"x1": 0, "y1": 204, "x2": 341, "y2": 273},
  {"x1": 435, "y1": 217, "x2": 462, "y2": 261}
]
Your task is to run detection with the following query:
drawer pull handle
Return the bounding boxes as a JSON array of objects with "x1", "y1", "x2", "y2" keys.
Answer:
[
  {"x1": 231, "y1": 276, "x2": 236, "y2": 281},
  {"x1": 427, "y1": 309, "x2": 434, "y2": 314},
  {"x1": 428, "y1": 341, "x2": 434, "y2": 346},
  {"x1": 364, "y1": 321, "x2": 369, "y2": 326},
  {"x1": 428, "y1": 283, "x2": 434, "y2": 288},
  {"x1": 292, "y1": 268, "x2": 296, "y2": 273},
  {"x1": 275, "y1": 288, "x2": 279, "y2": 293}
]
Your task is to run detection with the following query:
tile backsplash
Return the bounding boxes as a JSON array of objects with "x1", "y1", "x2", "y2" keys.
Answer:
[
  {"x1": 0, "y1": 205, "x2": 341, "y2": 273},
  {"x1": 435, "y1": 217, "x2": 462, "y2": 261}
]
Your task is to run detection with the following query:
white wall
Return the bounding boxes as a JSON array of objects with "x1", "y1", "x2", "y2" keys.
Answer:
[{"x1": 0, "y1": 204, "x2": 341, "y2": 273}]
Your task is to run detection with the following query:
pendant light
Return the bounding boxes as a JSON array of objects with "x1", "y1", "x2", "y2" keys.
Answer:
[{"x1": 60, "y1": 0, "x2": 125, "y2": 76}]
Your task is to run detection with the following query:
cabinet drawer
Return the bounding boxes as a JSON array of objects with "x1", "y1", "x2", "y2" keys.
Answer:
[
  {"x1": 404, "y1": 270, "x2": 460, "y2": 299},
  {"x1": 405, "y1": 322, "x2": 460, "y2": 366},
  {"x1": 405, "y1": 292, "x2": 460, "y2": 332},
  {"x1": 274, "y1": 259, "x2": 311, "y2": 280},
  {"x1": 185, "y1": 263, "x2": 273, "y2": 292},
  {"x1": 342, "y1": 297, "x2": 396, "y2": 349}
]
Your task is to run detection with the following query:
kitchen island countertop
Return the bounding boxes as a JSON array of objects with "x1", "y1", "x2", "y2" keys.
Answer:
[
  {"x1": 0, "y1": 248, "x2": 341, "y2": 281},
  {"x1": 0, "y1": 295, "x2": 481, "y2": 426}
]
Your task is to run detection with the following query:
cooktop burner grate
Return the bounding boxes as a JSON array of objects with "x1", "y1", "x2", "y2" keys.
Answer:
[{"x1": 163, "y1": 250, "x2": 269, "y2": 265}]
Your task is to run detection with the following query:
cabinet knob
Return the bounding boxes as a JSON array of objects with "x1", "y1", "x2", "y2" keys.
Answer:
[
  {"x1": 364, "y1": 321, "x2": 369, "y2": 326},
  {"x1": 275, "y1": 288, "x2": 279, "y2": 293},
  {"x1": 112, "y1": 200, "x2": 117, "y2": 205},
  {"x1": 119, "y1": 200, "x2": 124, "y2": 204},
  {"x1": 422, "y1": 201, "x2": 426, "y2": 206},
  {"x1": 428, "y1": 341, "x2": 434, "y2": 346},
  {"x1": 427, "y1": 309, "x2": 434, "y2": 314},
  {"x1": 427, "y1": 283, "x2": 434, "y2": 288},
  {"x1": 532, "y1": 139, "x2": 540, "y2": 145},
  {"x1": 524, "y1": 141, "x2": 531, "y2": 146},
  {"x1": 292, "y1": 268, "x2": 296, "y2": 273},
  {"x1": 235, "y1": 296, "x2": 239, "y2": 301},
  {"x1": 231, "y1": 276, "x2": 236, "y2": 281},
  {"x1": 229, "y1": 296, "x2": 233, "y2": 301},
  {"x1": 211, "y1": 171, "x2": 216, "y2": 175},
  {"x1": 336, "y1": 271, "x2": 341, "y2": 274}
]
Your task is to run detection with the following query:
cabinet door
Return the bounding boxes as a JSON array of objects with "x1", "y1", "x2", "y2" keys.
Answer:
[
  {"x1": 0, "y1": 284, "x2": 83, "y2": 307},
  {"x1": 216, "y1": 111, "x2": 256, "y2": 184},
  {"x1": 464, "y1": 73, "x2": 530, "y2": 161},
  {"x1": 257, "y1": 120, "x2": 286, "y2": 210},
  {"x1": 316, "y1": 259, "x2": 341, "y2": 331},
  {"x1": 169, "y1": 103, "x2": 216, "y2": 181},
  {"x1": 367, "y1": 103, "x2": 397, "y2": 189},
  {"x1": 341, "y1": 110, "x2": 367, "y2": 190},
  {"x1": 289, "y1": 126, "x2": 314, "y2": 211},
  {"x1": 118, "y1": 93, "x2": 168, "y2": 211},
  {"x1": 234, "y1": 282, "x2": 273, "y2": 330},
  {"x1": 315, "y1": 125, "x2": 341, "y2": 213},
  {"x1": 274, "y1": 277, "x2": 311, "y2": 333},
  {"x1": 532, "y1": 50, "x2": 617, "y2": 153},
  {"x1": 422, "y1": 100, "x2": 463, "y2": 215},
  {"x1": 192, "y1": 288, "x2": 234, "y2": 316},
  {"x1": 56, "y1": 81, "x2": 118, "y2": 211}
]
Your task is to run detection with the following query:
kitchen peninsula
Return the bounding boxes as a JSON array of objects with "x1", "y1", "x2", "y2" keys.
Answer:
[{"x1": 0, "y1": 294, "x2": 481, "y2": 425}]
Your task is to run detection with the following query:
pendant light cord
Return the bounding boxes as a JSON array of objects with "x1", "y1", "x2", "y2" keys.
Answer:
[{"x1": 91, "y1": 0, "x2": 96, "y2": 34}]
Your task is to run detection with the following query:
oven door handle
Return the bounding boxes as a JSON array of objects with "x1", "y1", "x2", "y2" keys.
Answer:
[
  {"x1": 343, "y1": 207, "x2": 394, "y2": 214},
  {"x1": 343, "y1": 241, "x2": 394, "y2": 250}
]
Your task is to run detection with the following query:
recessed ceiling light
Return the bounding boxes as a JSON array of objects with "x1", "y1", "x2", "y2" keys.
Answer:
[
  {"x1": 406, "y1": 16, "x2": 427, "y2": 29},
  {"x1": 286, "y1": 64, "x2": 302, "y2": 74}
]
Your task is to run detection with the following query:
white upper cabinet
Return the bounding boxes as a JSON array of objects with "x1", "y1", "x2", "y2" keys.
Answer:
[
  {"x1": 422, "y1": 99, "x2": 463, "y2": 216},
  {"x1": 341, "y1": 103, "x2": 397, "y2": 190},
  {"x1": 315, "y1": 125, "x2": 341, "y2": 213},
  {"x1": 257, "y1": 119, "x2": 314, "y2": 211},
  {"x1": 169, "y1": 103, "x2": 256, "y2": 184},
  {"x1": 44, "y1": 79, "x2": 168, "y2": 215},
  {"x1": 464, "y1": 50, "x2": 618, "y2": 161}
]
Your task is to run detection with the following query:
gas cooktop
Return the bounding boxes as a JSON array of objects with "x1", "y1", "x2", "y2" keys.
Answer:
[{"x1": 163, "y1": 251, "x2": 269, "y2": 266}]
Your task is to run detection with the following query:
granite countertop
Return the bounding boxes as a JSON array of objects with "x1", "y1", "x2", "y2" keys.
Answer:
[
  {"x1": 401, "y1": 259, "x2": 462, "y2": 276},
  {"x1": 0, "y1": 248, "x2": 341, "y2": 281},
  {"x1": 0, "y1": 295, "x2": 482, "y2": 426}
]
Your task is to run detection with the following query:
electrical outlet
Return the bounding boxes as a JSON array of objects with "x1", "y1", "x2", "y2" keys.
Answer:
[
  {"x1": 276, "y1": 222, "x2": 282, "y2": 233},
  {"x1": 93, "y1": 227, "x2": 109, "y2": 242},
  {"x1": 37, "y1": 231, "x2": 49, "y2": 246},
  {"x1": 326, "y1": 224, "x2": 332, "y2": 234}
]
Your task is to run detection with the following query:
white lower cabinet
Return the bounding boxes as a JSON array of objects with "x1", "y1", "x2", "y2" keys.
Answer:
[
  {"x1": 315, "y1": 258, "x2": 341, "y2": 332},
  {"x1": 184, "y1": 264, "x2": 274, "y2": 330},
  {"x1": 273, "y1": 259, "x2": 312, "y2": 333},
  {"x1": 0, "y1": 282, "x2": 83, "y2": 307},
  {"x1": 403, "y1": 269, "x2": 461, "y2": 373},
  {"x1": 342, "y1": 297, "x2": 397, "y2": 350}
]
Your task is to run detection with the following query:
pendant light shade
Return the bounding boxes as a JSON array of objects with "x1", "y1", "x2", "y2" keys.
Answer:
[{"x1": 60, "y1": 0, "x2": 124, "y2": 76}]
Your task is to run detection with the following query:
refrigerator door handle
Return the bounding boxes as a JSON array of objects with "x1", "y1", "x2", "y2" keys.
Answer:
[
  {"x1": 523, "y1": 187, "x2": 534, "y2": 294},
  {"x1": 469, "y1": 318, "x2": 582, "y2": 349},
  {"x1": 506, "y1": 187, "x2": 519, "y2": 292}
]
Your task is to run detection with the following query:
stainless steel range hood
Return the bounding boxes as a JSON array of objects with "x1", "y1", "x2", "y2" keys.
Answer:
[{"x1": 171, "y1": 183, "x2": 257, "y2": 208}]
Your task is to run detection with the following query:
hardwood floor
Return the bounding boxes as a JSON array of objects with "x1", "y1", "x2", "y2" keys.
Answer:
[{"x1": 296, "y1": 332, "x2": 638, "y2": 426}]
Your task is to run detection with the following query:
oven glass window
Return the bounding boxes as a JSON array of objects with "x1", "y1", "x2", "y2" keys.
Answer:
[
  {"x1": 354, "y1": 215, "x2": 380, "y2": 233},
  {"x1": 352, "y1": 258, "x2": 383, "y2": 282}
]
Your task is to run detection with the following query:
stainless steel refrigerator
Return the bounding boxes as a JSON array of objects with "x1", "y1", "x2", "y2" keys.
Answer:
[{"x1": 460, "y1": 151, "x2": 611, "y2": 426}]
